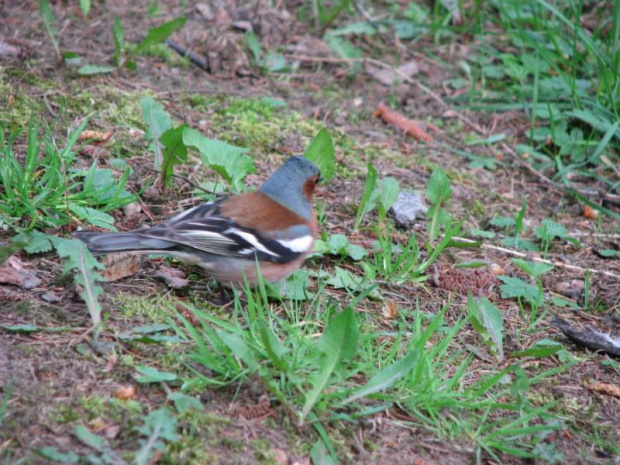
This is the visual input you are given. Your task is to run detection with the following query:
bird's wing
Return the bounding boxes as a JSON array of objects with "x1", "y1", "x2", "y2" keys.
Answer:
[{"x1": 138, "y1": 199, "x2": 312, "y2": 264}]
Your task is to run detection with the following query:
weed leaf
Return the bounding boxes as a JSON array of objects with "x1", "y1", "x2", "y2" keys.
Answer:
[
  {"x1": 304, "y1": 128, "x2": 336, "y2": 181},
  {"x1": 469, "y1": 296, "x2": 504, "y2": 360},
  {"x1": 339, "y1": 348, "x2": 419, "y2": 406},
  {"x1": 135, "y1": 18, "x2": 187, "y2": 53},
  {"x1": 302, "y1": 308, "x2": 358, "y2": 422},
  {"x1": 54, "y1": 238, "x2": 105, "y2": 326}
]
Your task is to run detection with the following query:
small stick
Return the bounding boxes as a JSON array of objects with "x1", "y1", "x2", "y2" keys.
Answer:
[{"x1": 452, "y1": 236, "x2": 620, "y2": 280}]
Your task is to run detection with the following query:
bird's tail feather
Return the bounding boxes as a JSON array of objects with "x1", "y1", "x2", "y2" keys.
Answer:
[{"x1": 75, "y1": 231, "x2": 174, "y2": 255}]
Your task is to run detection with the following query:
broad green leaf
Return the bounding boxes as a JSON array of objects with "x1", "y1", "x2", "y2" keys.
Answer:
[
  {"x1": 39, "y1": 0, "x2": 59, "y2": 56},
  {"x1": 378, "y1": 177, "x2": 400, "y2": 213},
  {"x1": 183, "y1": 128, "x2": 254, "y2": 190},
  {"x1": 346, "y1": 243, "x2": 367, "y2": 261},
  {"x1": 134, "y1": 408, "x2": 179, "y2": 465},
  {"x1": 141, "y1": 96, "x2": 172, "y2": 169},
  {"x1": 499, "y1": 276, "x2": 542, "y2": 307},
  {"x1": 77, "y1": 65, "x2": 116, "y2": 76},
  {"x1": 1, "y1": 324, "x2": 40, "y2": 333},
  {"x1": 167, "y1": 392, "x2": 203, "y2": 413},
  {"x1": 426, "y1": 168, "x2": 451, "y2": 205},
  {"x1": 37, "y1": 447, "x2": 79, "y2": 463},
  {"x1": 301, "y1": 308, "x2": 358, "y2": 422},
  {"x1": 511, "y1": 339, "x2": 563, "y2": 358},
  {"x1": 217, "y1": 330, "x2": 258, "y2": 370},
  {"x1": 470, "y1": 228, "x2": 496, "y2": 239},
  {"x1": 135, "y1": 365, "x2": 178, "y2": 383},
  {"x1": 160, "y1": 124, "x2": 188, "y2": 186},
  {"x1": 354, "y1": 163, "x2": 378, "y2": 229},
  {"x1": 310, "y1": 439, "x2": 337, "y2": 465},
  {"x1": 327, "y1": 234, "x2": 349, "y2": 253},
  {"x1": 141, "y1": 96, "x2": 172, "y2": 142},
  {"x1": 304, "y1": 128, "x2": 335, "y2": 181},
  {"x1": 511, "y1": 259, "x2": 553, "y2": 278},
  {"x1": 55, "y1": 239, "x2": 105, "y2": 326},
  {"x1": 465, "y1": 133, "x2": 507, "y2": 146},
  {"x1": 490, "y1": 216, "x2": 516, "y2": 228},
  {"x1": 68, "y1": 205, "x2": 117, "y2": 231},
  {"x1": 112, "y1": 16, "x2": 124, "y2": 64},
  {"x1": 74, "y1": 425, "x2": 105, "y2": 451},
  {"x1": 79, "y1": 0, "x2": 90, "y2": 17},
  {"x1": 325, "y1": 35, "x2": 362, "y2": 73},
  {"x1": 339, "y1": 349, "x2": 419, "y2": 406},
  {"x1": 135, "y1": 18, "x2": 187, "y2": 53},
  {"x1": 132, "y1": 324, "x2": 171, "y2": 333},
  {"x1": 139, "y1": 408, "x2": 179, "y2": 441},
  {"x1": 598, "y1": 249, "x2": 620, "y2": 258},
  {"x1": 469, "y1": 296, "x2": 504, "y2": 360},
  {"x1": 246, "y1": 31, "x2": 262, "y2": 63}
]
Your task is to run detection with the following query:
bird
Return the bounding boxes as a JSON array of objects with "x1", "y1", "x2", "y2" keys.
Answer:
[{"x1": 75, "y1": 156, "x2": 321, "y2": 286}]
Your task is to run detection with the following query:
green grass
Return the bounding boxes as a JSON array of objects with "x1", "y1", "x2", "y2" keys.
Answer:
[
  {"x1": 461, "y1": 0, "x2": 620, "y2": 212},
  {"x1": 169, "y1": 277, "x2": 572, "y2": 462},
  {"x1": 0, "y1": 117, "x2": 135, "y2": 232}
]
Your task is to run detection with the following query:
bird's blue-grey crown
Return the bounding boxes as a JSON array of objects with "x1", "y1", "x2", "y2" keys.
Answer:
[{"x1": 260, "y1": 156, "x2": 320, "y2": 220}]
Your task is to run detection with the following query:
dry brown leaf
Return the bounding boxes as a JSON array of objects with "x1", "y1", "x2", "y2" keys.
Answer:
[
  {"x1": 382, "y1": 299, "x2": 398, "y2": 319},
  {"x1": 0, "y1": 256, "x2": 42, "y2": 289},
  {"x1": 0, "y1": 40, "x2": 20, "y2": 58},
  {"x1": 488, "y1": 263, "x2": 505, "y2": 275},
  {"x1": 101, "y1": 253, "x2": 142, "y2": 282},
  {"x1": 103, "y1": 354, "x2": 118, "y2": 373},
  {"x1": 583, "y1": 205, "x2": 598, "y2": 219},
  {"x1": 155, "y1": 265, "x2": 189, "y2": 289},
  {"x1": 103, "y1": 424, "x2": 121, "y2": 439},
  {"x1": 272, "y1": 448, "x2": 288, "y2": 465},
  {"x1": 585, "y1": 382, "x2": 620, "y2": 398},
  {"x1": 78, "y1": 130, "x2": 113, "y2": 144},
  {"x1": 364, "y1": 61, "x2": 419, "y2": 87},
  {"x1": 114, "y1": 385, "x2": 136, "y2": 400},
  {"x1": 374, "y1": 103, "x2": 433, "y2": 142}
]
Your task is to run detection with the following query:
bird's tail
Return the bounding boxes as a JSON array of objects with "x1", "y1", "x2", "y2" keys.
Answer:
[{"x1": 74, "y1": 231, "x2": 174, "y2": 255}]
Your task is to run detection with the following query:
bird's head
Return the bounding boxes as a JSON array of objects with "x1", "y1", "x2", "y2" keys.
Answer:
[{"x1": 260, "y1": 156, "x2": 321, "y2": 219}]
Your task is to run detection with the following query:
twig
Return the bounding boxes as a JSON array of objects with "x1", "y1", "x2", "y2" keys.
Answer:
[
  {"x1": 452, "y1": 236, "x2": 620, "y2": 280},
  {"x1": 166, "y1": 39, "x2": 209, "y2": 71}
]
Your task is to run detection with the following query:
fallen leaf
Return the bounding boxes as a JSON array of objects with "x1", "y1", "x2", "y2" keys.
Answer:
[
  {"x1": 0, "y1": 40, "x2": 20, "y2": 58},
  {"x1": 555, "y1": 279, "x2": 584, "y2": 299},
  {"x1": 122, "y1": 202, "x2": 142, "y2": 217},
  {"x1": 101, "y1": 253, "x2": 142, "y2": 282},
  {"x1": 41, "y1": 291, "x2": 62, "y2": 302},
  {"x1": 382, "y1": 299, "x2": 398, "y2": 319},
  {"x1": 273, "y1": 448, "x2": 288, "y2": 465},
  {"x1": 488, "y1": 263, "x2": 505, "y2": 275},
  {"x1": 155, "y1": 265, "x2": 189, "y2": 289},
  {"x1": 0, "y1": 256, "x2": 42, "y2": 289},
  {"x1": 585, "y1": 382, "x2": 620, "y2": 398},
  {"x1": 583, "y1": 205, "x2": 598, "y2": 219},
  {"x1": 103, "y1": 354, "x2": 118, "y2": 373},
  {"x1": 364, "y1": 61, "x2": 419, "y2": 87},
  {"x1": 196, "y1": 3, "x2": 214, "y2": 20},
  {"x1": 374, "y1": 103, "x2": 433, "y2": 142},
  {"x1": 114, "y1": 385, "x2": 136, "y2": 400},
  {"x1": 78, "y1": 130, "x2": 113, "y2": 144},
  {"x1": 103, "y1": 424, "x2": 121, "y2": 439}
]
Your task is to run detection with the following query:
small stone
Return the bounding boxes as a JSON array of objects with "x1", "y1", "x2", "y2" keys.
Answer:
[
  {"x1": 41, "y1": 291, "x2": 61, "y2": 302},
  {"x1": 390, "y1": 191, "x2": 428, "y2": 227}
]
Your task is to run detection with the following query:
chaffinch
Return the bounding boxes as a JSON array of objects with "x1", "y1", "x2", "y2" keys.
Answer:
[{"x1": 76, "y1": 156, "x2": 321, "y2": 286}]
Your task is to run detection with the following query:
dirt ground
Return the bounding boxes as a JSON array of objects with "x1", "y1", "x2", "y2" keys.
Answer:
[{"x1": 1, "y1": 1, "x2": 619, "y2": 464}]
